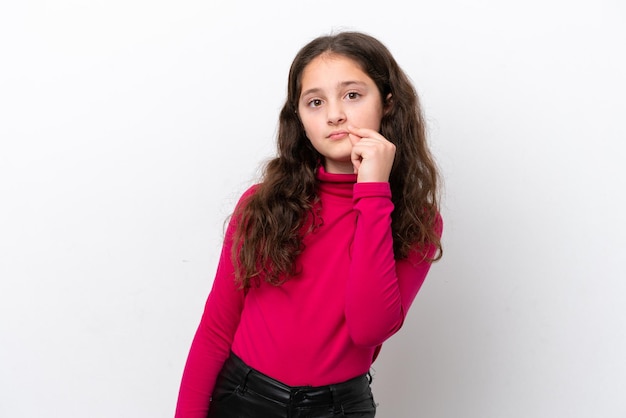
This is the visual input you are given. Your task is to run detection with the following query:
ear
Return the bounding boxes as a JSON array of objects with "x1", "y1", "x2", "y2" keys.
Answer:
[{"x1": 384, "y1": 93, "x2": 393, "y2": 114}]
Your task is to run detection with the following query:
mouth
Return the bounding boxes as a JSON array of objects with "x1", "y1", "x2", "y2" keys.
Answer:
[{"x1": 328, "y1": 130, "x2": 349, "y2": 140}]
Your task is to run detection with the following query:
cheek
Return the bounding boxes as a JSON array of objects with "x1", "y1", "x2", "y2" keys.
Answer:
[
  {"x1": 300, "y1": 122, "x2": 310, "y2": 139},
  {"x1": 367, "y1": 108, "x2": 385, "y2": 131},
  {"x1": 299, "y1": 116, "x2": 316, "y2": 139}
]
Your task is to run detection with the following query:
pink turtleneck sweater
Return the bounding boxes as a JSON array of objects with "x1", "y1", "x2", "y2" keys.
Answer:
[{"x1": 175, "y1": 167, "x2": 442, "y2": 418}]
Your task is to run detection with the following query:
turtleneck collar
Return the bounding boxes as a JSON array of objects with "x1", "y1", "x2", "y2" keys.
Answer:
[{"x1": 316, "y1": 165, "x2": 356, "y2": 199}]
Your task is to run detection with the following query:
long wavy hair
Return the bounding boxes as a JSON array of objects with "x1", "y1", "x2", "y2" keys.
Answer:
[{"x1": 231, "y1": 31, "x2": 442, "y2": 289}]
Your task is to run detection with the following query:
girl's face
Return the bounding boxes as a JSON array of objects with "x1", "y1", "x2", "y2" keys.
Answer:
[{"x1": 298, "y1": 53, "x2": 385, "y2": 174}]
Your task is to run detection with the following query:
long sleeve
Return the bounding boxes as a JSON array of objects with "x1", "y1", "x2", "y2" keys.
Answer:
[
  {"x1": 175, "y1": 174, "x2": 443, "y2": 406},
  {"x1": 345, "y1": 182, "x2": 442, "y2": 347},
  {"x1": 174, "y1": 192, "x2": 250, "y2": 418}
]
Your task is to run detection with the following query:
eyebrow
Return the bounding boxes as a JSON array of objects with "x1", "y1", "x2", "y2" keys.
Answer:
[{"x1": 300, "y1": 81, "x2": 368, "y2": 98}]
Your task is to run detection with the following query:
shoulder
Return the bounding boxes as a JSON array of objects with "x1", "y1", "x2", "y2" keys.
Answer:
[
  {"x1": 224, "y1": 184, "x2": 261, "y2": 234},
  {"x1": 243, "y1": 183, "x2": 261, "y2": 199},
  {"x1": 233, "y1": 183, "x2": 261, "y2": 210}
]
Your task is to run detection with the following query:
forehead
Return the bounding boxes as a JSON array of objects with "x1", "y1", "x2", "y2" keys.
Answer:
[{"x1": 300, "y1": 53, "x2": 371, "y2": 88}]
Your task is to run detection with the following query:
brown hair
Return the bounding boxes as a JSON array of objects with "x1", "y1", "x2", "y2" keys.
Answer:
[{"x1": 231, "y1": 31, "x2": 442, "y2": 289}]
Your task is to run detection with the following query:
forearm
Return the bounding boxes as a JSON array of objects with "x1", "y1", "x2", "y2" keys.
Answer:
[{"x1": 345, "y1": 182, "x2": 439, "y2": 347}]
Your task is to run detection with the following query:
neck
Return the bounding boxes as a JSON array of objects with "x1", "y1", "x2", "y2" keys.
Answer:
[{"x1": 323, "y1": 161, "x2": 354, "y2": 175}]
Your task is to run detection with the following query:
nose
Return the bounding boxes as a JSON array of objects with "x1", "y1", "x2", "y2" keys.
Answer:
[{"x1": 326, "y1": 101, "x2": 346, "y2": 125}]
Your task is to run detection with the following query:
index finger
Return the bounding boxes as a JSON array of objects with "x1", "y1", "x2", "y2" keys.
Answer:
[{"x1": 347, "y1": 125, "x2": 384, "y2": 141}]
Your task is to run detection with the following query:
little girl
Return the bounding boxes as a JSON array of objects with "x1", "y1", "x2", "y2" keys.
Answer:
[{"x1": 175, "y1": 30, "x2": 443, "y2": 418}]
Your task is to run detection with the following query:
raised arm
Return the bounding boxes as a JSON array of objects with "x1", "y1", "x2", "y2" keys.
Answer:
[{"x1": 345, "y1": 181, "x2": 442, "y2": 347}]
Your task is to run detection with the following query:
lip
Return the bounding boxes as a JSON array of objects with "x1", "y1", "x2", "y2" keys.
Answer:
[{"x1": 327, "y1": 130, "x2": 349, "y2": 140}]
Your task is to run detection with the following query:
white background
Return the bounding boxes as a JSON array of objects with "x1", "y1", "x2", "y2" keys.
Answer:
[{"x1": 1, "y1": 1, "x2": 625, "y2": 417}]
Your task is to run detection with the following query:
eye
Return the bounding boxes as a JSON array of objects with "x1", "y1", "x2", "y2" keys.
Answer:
[
  {"x1": 307, "y1": 98, "x2": 323, "y2": 108},
  {"x1": 346, "y1": 91, "x2": 361, "y2": 100}
]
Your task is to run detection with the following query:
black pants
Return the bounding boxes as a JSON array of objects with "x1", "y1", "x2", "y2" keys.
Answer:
[{"x1": 207, "y1": 352, "x2": 377, "y2": 418}]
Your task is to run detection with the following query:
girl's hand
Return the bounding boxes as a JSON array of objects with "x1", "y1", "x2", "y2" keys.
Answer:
[{"x1": 348, "y1": 126, "x2": 396, "y2": 183}]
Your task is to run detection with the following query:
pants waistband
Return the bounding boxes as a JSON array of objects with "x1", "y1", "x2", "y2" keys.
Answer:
[{"x1": 223, "y1": 352, "x2": 372, "y2": 407}]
